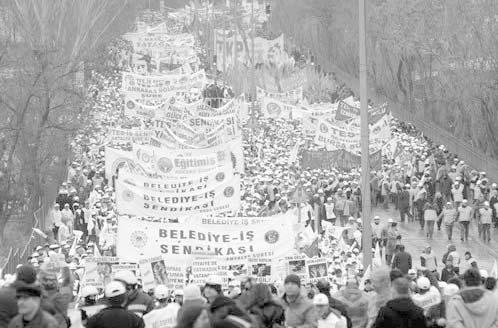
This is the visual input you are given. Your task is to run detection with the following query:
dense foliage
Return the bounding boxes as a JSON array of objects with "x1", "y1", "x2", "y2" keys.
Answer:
[{"x1": 270, "y1": 0, "x2": 498, "y2": 157}]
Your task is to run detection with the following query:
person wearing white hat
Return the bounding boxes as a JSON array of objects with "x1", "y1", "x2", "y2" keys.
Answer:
[
  {"x1": 312, "y1": 293, "x2": 347, "y2": 328},
  {"x1": 456, "y1": 199, "x2": 472, "y2": 242},
  {"x1": 143, "y1": 285, "x2": 179, "y2": 328},
  {"x1": 479, "y1": 201, "x2": 493, "y2": 243},
  {"x1": 412, "y1": 276, "x2": 441, "y2": 317},
  {"x1": 204, "y1": 275, "x2": 223, "y2": 304},
  {"x1": 438, "y1": 202, "x2": 457, "y2": 241},
  {"x1": 87, "y1": 281, "x2": 144, "y2": 328},
  {"x1": 114, "y1": 270, "x2": 154, "y2": 317}
]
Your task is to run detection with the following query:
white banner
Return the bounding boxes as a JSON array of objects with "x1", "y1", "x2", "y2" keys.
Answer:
[
  {"x1": 314, "y1": 116, "x2": 390, "y2": 153},
  {"x1": 116, "y1": 216, "x2": 295, "y2": 261},
  {"x1": 138, "y1": 256, "x2": 186, "y2": 292},
  {"x1": 261, "y1": 97, "x2": 295, "y2": 119},
  {"x1": 117, "y1": 163, "x2": 234, "y2": 196},
  {"x1": 132, "y1": 137, "x2": 244, "y2": 177},
  {"x1": 257, "y1": 86, "x2": 303, "y2": 104},
  {"x1": 104, "y1": 147, "x2": 147, "y2": 182},
  {"x1": 121, "y1": 70, "x2": 207, "y2": 102},
  {"x1": 108, "y1": 128, "x2": 153, "y2": 144},
  {"x1": 115, "y1": 175, "x2": 241, "y2": 217}
]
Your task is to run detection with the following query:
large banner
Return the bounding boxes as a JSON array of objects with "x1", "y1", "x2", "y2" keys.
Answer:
[
  {"x1": 116, "y1": 216, "x2": 295, "y2": 261},
  {"x1": 261, "y1": 97, "x2": 295, "y2": 119},
  {"x1": 315, "y1": 116, "x2": 390, "y2": 153},
  {"x1": 117, "y1": 163, "x2": 235, "y2": 196},
  {"x1": 256, "y1": 87, "x2": 303, "y2": 104},
  {"x1": 335, "y1": 101, "x2": 388, "y2": 122},
  {"x1": 108, "y1": 128, "x2": 153, "y2": 144},
  {"x1": 121, "y1": 70, "x2": 207, "y2": 102},
  {"x1": 115, "y1": 175, "x2": 241, "y2": 217},
  {"x1": 104, "y1": 147, "x2": 148, "y2": 182},
  {"x1": 132, "y1": 137, "x2": 244, "y2": 177},
  {"x1": 214, "y1": 31, "x2": 285, "y2": 71},
  {"x1": 123, "y1": 32, "x2": 195, "y2": 58}
]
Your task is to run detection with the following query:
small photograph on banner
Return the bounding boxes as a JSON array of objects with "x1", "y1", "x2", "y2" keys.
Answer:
[
  {"x1": 285, "y1": 255, "x2": 308, "y2": 281},
  {"x1": 248, "y1": 257, "x2": 272, "y2": 283},
  {"x1": 306, "y1": 258, "x2": 328, "y2": 283}
]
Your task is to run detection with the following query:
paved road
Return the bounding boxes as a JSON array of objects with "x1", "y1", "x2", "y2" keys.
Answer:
[{"x1": 372, "y1": 205, "x2": 498, "y2": 272}]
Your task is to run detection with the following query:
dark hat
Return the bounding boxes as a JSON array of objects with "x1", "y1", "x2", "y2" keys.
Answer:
[
  {"x1": 210, "y1": 296, "x2": 235, "y2": 312},
  {"x1": 284, "y1": 274, "x2": 301, "y2": 287},
  {"x1": 15, "y1": 282, "x2": 42, "y2": 298},
  {"x1": 16, "y1": 264, "x2": 37, "y2": 284}
]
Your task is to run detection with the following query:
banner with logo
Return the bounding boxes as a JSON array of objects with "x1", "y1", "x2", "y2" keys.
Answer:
[
  {"x1": 104, "y1": 147, "x2": 148, "y2": 182},
  {"x1": 121, "y1": 70, "x2": 207, "y2": 102},
  {"x1": 335, "y1": 101, "x2": 388, "y2": 122},
  {"x1": 139, "y1": 256, "x2": 186, "y2": 292},
  {"x1": 315, "y1": 119, "x2": 360, "y2": 152},
  {"x1": 117, "y1": 163, "x2": 235, "y2": 196},
  {"x1": 261, "y1": 97, "x2": 296, "y2": 119},
  {"x1": 132, "y1": 137, "x2": 244, "y2": 177},
  {"x1": 256, "y1": 86, "x2": 303, "y2": 104},
  {"x1": 115, "y1": 175, "x2": 241, "y2": 217},
  {"x1": 116, "y1": 216, "x2": 295, "y2": 261},
  {"x1": 123, "y1": 96, "x2": 170, "y2": 119}
]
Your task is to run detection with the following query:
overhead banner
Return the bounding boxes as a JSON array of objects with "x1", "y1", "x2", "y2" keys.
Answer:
[
  {"x1": 121, "y1": 70, "x2": 207, "y2": 102},
  {"x1": 335, "y1": 101, "x2": 389, "y2": 122},
  {"x1": 123, "y1": 32, "x2": 195, "y2": 57},
  {"x1": 108, "y1": 128, "x2": 153, "y2": 144},
  {"x1": 117, "y1": 163, "x2": 235, "y2": 196},
  {"x1": 261, "y1": 97, "x2": 295, "y2": 119},
  {"x1": 104, "y1": 147, "x2": 148, "y2": 182},
  {"x1": 256, "y1": 86, "x2": 303, "y2": 104},
  {"x1": 124, "y1": 96, "x2": 169, "y2": 119},
  {"x1": 115, "y1": 175, "x2": 241, "y2": 217},
  {"x1": 116, "y1": 216, "x2": 296, "y2": 261},
  {"x1": 132, "y1": 137, "x2": 244, "y2": 177},
  {"x1": 315, "y1": 117, "x2": 390, "y2": 153}
]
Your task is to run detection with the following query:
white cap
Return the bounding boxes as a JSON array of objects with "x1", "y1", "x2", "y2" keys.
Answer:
[
  {"x1": 183, "y1": 284, "x2": 202, "y2": 301},
  {"x1": 205, "y1": 275, "x2": 223, "y2": 286},
  {"x1": 113, "y1": 270, "x2": 137, "y2": 285},
  {"x1": 81, "y1": 286, "x2": 99, "y2": 298},
  {"x1": 416, "y1": 277, "x2": 430, "y2": 290},
  {"x1": 228, "y1": 280, "x2": 239, "y2": 287},
  {"x1": 387, "y1": 218, "x2": 394, "y2": 223},
  {"x1": 155, "y1": 285, "x2": 169, "y2": 299},
  {"x1": 313, "y1": 293, "x2": 329, "y2": 305},
  {"x1": 374, "y1": 216, "x2": 380, "y2": 220},
  {"x1": 444, "y1": 283, "x2": 459, "y2": 297},
  {"x1": 105, "y1": 281, "x2": 126, "y2": 297},
  {"x1": 480, "y1": 269, "x2": 489, "y2": 278}
]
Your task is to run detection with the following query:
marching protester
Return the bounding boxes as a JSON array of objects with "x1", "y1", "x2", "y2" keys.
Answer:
[{"x1": 86, "y1": 281, "x2": 145, "y2": 328}]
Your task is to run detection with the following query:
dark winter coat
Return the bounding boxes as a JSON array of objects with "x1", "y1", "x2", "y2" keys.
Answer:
[{"x1": 373, "y1": 297, "x2": 427, "y2": 328}]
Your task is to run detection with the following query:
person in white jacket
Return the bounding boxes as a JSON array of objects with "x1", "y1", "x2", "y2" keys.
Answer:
[{"x1": 313, "y1": 293, "x2": 347, "y2": 328}]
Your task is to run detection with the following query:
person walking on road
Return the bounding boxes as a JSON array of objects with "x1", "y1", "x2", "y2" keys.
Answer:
[
  {"x1": 423, "y1": 202, "x2": 438, "y2": 239},
  {"x1": 391, "y1": 245, "x2": 412, "y2": 275},
  {"x1": 439, "y1": 202, "x2": 457, "y2": 241},
  {"x1": 479, "y1": 201, "x2": 493, "y2": 243},
  {"x1": 456, "y1": 199, "x2": 472, "y2": 242}
]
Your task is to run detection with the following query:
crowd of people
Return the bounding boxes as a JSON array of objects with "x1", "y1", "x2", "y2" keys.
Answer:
[{"x1": 2, "y1": 4, "x2": 498, "y2": 328}]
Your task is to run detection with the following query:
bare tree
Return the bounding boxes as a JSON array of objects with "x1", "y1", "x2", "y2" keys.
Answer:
[{"x1": 0, "y1": 0, "x2": 142, "y2": 245}]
